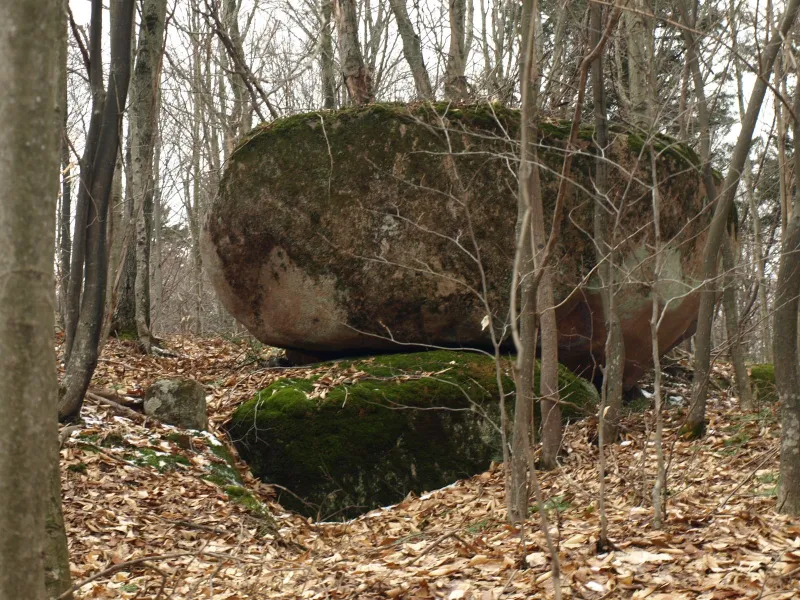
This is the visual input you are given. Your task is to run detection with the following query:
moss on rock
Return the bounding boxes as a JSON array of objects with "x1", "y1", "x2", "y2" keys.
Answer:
[
  {"x1": 203, "y1": 103, "x2": 716, "y2": 390},
  {"x1": 749, "y1": 363, "x2": 777, "y2": 403},
  {"x1": 226, "y1": 350, "x2": 598, "y2": 520}
]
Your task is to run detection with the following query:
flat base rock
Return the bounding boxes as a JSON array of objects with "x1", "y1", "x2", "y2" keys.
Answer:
[{"x1": 227, "y1": 350, "x2": 599, "y2": 520}]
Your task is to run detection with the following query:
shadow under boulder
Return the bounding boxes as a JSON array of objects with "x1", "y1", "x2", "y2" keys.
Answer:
[{"x1": 226, "y1": 350, "x2": 598, "y2": 520}]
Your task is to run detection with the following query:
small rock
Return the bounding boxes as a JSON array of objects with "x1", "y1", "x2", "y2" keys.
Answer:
[{"x1": 144, "y1": 379, "x2": 207, "y2": 430}]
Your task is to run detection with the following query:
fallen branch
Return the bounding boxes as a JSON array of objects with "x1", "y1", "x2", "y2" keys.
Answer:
[
  {"x1": 57, "y1": 552, "x2": 218, "y2": 599},
  {"x1": 85, "y1": 391, "x2": 148, "y2": 423}
]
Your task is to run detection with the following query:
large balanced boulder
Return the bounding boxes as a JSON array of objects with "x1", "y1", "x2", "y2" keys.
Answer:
[
  {"x1": 226, "y1": 350, "x2": 598, "y2": 519},
  {"x1": 144, "y1": 379, "x2": 208, "y2": 430},
  {"x1": 203, "y1": 103, "x2": 715, "y2": 387}
]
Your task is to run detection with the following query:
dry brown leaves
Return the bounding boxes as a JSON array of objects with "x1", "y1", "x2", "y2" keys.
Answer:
[{"x1": 59, "y1": 336, "x2": 800, "y2": 599}]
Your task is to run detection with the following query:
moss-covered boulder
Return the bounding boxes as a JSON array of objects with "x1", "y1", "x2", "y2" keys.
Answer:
[
  {"x1": 226, "y1": 350, "x2": 598, "y2": 520},
  {"x1": 203, "y1": 103, "x2": 714, "y2": 388},
  {"x1": 749, "y1": 364, "x2": 777, "y2": 403}
]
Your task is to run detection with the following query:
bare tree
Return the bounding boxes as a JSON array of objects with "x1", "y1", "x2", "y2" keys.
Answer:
[
  {"x1": 0, "y1": 0, "x2": 71, "y2": 597},
  {"x1": 59, "y1": 0, "x2": 136, "y2": 420},
  {"x1": 775, "y1": 81, "x2": 800, "y2": 516},
  {"x1": 131, "y1": 0, "x2": 169, "y2": 353}
]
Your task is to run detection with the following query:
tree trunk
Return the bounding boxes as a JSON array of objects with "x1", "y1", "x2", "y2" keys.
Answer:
[
  {"x1": 152, "y1": 144, "x2": 163, "y2": 335},
  {"x1": 720, "y1": 237, "x2": 754, "y2": 411},
  {"x1": 444, "y1": 0, "x2": 469, "y2": 101},
  {"x1": 685, "y1": 0, "x2": 800, "y2": 436},
  {"x1": 64, "y1": 0, "x2": 106, "y2": 362},
  {"x1": 59, "y1": 89, "x2": 72, "y2": 330},
  {"x1": 221, "y1": 0, "x2": 254, "y2": 133},
  {"x1": 509, "y1": 0, "x2": 540, "y2": 524},
  {"x1": 0, "y1": 0, "x2": 67, "y2": 597},
  {"x1": 775, "y1": 82, "x2": 800, "y2": 516},
  {"x1": 625, "y1": 0, "x2": 653, "y2": 129},
  {"x1": 131, "y1": 0, "x2": 168, "y2": 353},
  {"x1": 190, "y1": 37, "x2": 205, "y2": 336},
  {"x1": 100, "y1": 152, "x2": 125, "y2": 349},
  {"x1": 729, "y1": 0, "x2": 772, "y2": 362},
  {"x1": 591, "y1": 3, "x2": 625, "y2": 444},
  {"x1": 388, "y1": 0, "x2": 433, "y2": 100},
  {"x1": 112, "y1": 126, "x2": 138, "y2": 338},
  {"x1": 58, "y1": 0, "x2": 136, "y2": 421},
  {"x1": 333, "y1": 0, "x2": 374, "y2": 105},
  {"x1": 320, "y1": 0, "x2": 337, "y2": 109}
]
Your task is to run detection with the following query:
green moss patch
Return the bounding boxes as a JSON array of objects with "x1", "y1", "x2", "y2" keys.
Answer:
[
  {"x1": 749, "y1": 364, "x2": 777, "y2": 403},
  {"x1": 227, "y1": 350, "x2": 597, "y2": 520}
]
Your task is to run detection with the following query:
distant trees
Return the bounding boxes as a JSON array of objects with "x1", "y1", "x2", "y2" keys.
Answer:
[{"x1": 0, "y1": 1, "x2": 71, "y2": 598}]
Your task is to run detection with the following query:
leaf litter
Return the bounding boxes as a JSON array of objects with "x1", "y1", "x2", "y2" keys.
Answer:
[{"x1": 59, "y1": 336, "x2": 800, "y2": 599}]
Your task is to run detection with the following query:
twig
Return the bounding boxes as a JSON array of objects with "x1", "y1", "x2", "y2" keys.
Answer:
[
  {"x1": 57, "y1": 552, "x2": 198, "y2": 599},
  {"x1": 406, "y1": 531, "x2": 462, "y2": 566},
  {"x1": 86, "y1": 391, "x2": 148, "y2": 423},
  {"x1": 712, "y1": 447, "x2": 779, "y2": 514}
]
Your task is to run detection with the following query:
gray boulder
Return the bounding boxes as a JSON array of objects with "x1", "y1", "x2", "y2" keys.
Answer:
[
  {"x1": 202, "y1": 104, "x2": 721, "y2": 388},
  {"x1": 144, "y1": 379, "x2": 208, "y2": 430}
]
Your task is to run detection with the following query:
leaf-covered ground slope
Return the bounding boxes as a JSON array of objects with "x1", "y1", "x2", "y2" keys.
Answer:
[{"x1": 59, "y1": 336, "x2": 800, "y2": 599}]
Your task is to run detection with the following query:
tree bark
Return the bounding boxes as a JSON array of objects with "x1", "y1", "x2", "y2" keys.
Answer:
[
  {"x1": 59, "y1": 88, "x2": 72, "y2": 330},
  {"x1": 729, "y1": 0, "x2": 772, "y2": 362},
  {"x1": 775, "y1": 81, "x2": 800, "y2": 516},
  {"x1": 388, "y1": 0, "x2": 433, "y2": 100},
  {"x1": 333, "y1": 0, "x2": 374, "y2": 105},
  {"x1": 444, "y1": 0, "x2": 469, "y2": 101},
  {"x1": 684, "y1": 0, "x2": 800, "y2": 436},
  {"x1": 59, "y1": 0, "x2": 136, "y2": 421},
  {"x1": 64, "y1": 0, "x2": 106, "y2": 362},
  {"x1": 112, "y1": 130, "x2": 138, "y2": 338},
  {"x1": 320, "y1": 0, "x2": 337, "y2": 109},
  {"x1": 591, "y1": 2, "x2": 625, "y2": 445},
  {"x1": 625, "y1": 0, "x2": 653, "y2": 129},
  {"x1": 0, "y1": 0, "x2": 67, "y2": 597},
  {"x1": 131, "y1": 0, "x2": 168, "y2": 354},
  {"x1": 720, "y1": 237, "x2": 754, "y2": 411}
]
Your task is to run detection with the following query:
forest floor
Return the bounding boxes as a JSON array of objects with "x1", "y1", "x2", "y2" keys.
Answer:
[{"x1": 58, "y1": 336, "x2": 800, "y2": 599}]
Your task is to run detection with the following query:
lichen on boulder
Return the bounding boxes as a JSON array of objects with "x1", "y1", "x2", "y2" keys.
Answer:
[
  {"x1": 226, "y1": 350, "x2": 598, "y2": 520},
  {"x1": 144, "y1": 378, "x2": 208, "y2": 430},
  {"x1": 203, "y1": 103, "x2": 715, "y2": 388}
]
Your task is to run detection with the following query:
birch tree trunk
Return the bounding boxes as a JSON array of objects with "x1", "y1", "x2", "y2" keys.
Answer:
[
  {"x1": 131, "y1": 0, "x2": 168, "y2": 353},
  {"x1": 0, "y1": 1, "x2": 69, "y2": 597},
  {"x1": 333, "y1": 0, "x2": 374, "y2": 105},
  {"x1": 388, "y1": 0, "x2": 433, "y2": 100}
]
